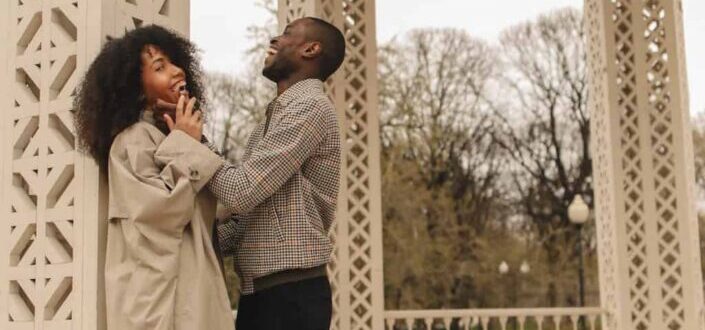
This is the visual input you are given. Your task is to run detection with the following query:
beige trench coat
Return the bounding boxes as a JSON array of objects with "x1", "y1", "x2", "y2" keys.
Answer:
[{"x1": 105, "y1": 118, "x2": 234, "y2": 330}]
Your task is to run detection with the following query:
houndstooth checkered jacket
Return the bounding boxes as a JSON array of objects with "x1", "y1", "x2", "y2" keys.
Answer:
[{"x1": 207, "y1": 79, "x2": 341, "y2": 295}]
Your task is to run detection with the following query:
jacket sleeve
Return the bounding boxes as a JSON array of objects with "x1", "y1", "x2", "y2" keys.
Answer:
[
  {"x1": 215, "y1": 215, "x2": 243, "y2": 256},
  {"x1": 201, "y1": 134, "x2": 224, "y2": 158},
  {"x1": 206, "y1": 98, "x2": 327, "y2": 214}
]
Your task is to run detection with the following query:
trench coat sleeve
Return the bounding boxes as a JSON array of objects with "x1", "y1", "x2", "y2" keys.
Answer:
[
  {"x1": 111, "y1": 129, "x2": 223, "y2": 239},
  {"x1": 155, "y1": 130, "x2": 225, "y2": 193}
]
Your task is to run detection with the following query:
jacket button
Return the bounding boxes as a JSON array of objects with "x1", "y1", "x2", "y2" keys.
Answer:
[{"x1": 190, "y1": 169, "x2": 200, "y2": 179}]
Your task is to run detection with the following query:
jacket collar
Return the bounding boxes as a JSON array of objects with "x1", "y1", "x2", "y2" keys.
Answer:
[{"x1": 273, "y1": 78, "x2": 324, "y2": 108}]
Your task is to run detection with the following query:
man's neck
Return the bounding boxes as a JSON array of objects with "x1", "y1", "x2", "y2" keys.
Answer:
[{"x1": 276, "y1": 72, "x2": 318, "y2": 96}]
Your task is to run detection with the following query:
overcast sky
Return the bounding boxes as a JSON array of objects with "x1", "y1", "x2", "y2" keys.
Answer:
[{"x1": 191, "y1": 0, "x2": 705, "y2": 113}]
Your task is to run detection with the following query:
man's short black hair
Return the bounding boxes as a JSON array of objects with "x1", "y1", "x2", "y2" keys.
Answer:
[{"x1": 305, "y1": 17, "x2": 345, "y2": 80}]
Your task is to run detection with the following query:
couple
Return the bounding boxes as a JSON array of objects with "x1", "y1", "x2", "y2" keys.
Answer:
[{"x1": 73, "y1": 17, "x2": 345, "y2": 330}]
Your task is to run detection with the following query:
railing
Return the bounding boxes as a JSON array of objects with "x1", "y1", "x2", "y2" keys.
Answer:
[{"x1": 384, "y1": 307, "x2": 605, "y2": 330}]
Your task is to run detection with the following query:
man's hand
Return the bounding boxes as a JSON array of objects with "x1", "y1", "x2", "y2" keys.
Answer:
[
  {"x1": 153, "y1": 99, "x2": 176, "y2": 124},
  {"x1": 159, "y1": 95, "x2": 203, "y2": 141}
]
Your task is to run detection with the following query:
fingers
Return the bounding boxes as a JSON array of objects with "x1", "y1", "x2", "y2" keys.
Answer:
[
  {"x1": 178, "y1": 91, "x2": 191, "y2": 118},
  {"x1": 167, "y1": 93, "x2": 203, "y2": 140},
  {"x1": 185, "y1": 97, "x2": 197, "y2": 118},
  {"x1": 175, "y1": 94, "x2": 186, "y2": 120},
  {"x1": 163, "y1": 114, "x2": 175, "y2": 131}
]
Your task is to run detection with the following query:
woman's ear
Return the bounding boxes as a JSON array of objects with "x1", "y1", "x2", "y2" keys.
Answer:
[{"x1": 302, "y1": 41, "x2": 322, "y2": 59}]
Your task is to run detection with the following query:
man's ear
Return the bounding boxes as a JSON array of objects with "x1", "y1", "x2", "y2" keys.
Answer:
[{"x1": 302, "y1": 41, "x2": 322, "y2": 59}]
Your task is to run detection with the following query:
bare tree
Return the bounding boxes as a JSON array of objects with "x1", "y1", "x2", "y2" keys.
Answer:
[
  {"x1": 493, "y1": 8, "x2": 593, "y2": 306},
  {"x1": 245, "y1": 0, "x2": 277, "y2": 57},
  {"x1": 204, "y1": 0, "x2": 277, "y2": 162},
  {"x1": 379, "y1": 29, "x2": 502, "y2": 226},
  {"x1": 379, "y1": 28, "x2": 512, "y2": 308},
  {"x1": 205, "y1": 70, "x2": 273, "y2": 162}
]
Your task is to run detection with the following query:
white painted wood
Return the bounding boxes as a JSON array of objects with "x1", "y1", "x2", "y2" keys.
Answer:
[{"x1": 585, "y1": 0, "x2": 705, "y2": 329}]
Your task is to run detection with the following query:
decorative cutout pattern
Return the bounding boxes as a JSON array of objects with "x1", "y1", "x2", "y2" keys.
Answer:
[
  {"x1": 278, "y1": 1, "x2": 385, "y2": 329},
  {"x1": 586, "y1": 0, "x2": 704, "y2": 329},
  {"x1": 640, "y1": 3, "x2": 685, "y2": 329},
  {"x1": 2, "y1": 1, "x2": 188, "y2": 329},
  {"x1": 584, "y1": 1, "x2": 619, "y2": 329},
  {"x1": 614, "y1": 1, "x2": 653, "y2": 328},
  {"x1": 4, "y1": 1, "x2": 80, "y2": 328},
  {"x1": 339, "y1": 1, "x2": 384, "y2": 328},
  {"x1": 117, "y1": 0, "x2": 185, "y2": 36},
  {"x1": 281, "y1": 0, "x2": 307, "y2": 25}
]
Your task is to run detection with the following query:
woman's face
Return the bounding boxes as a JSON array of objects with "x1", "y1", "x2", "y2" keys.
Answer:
[{"x1": 141, "y1": 44, "x2": 186, "y2": 106}]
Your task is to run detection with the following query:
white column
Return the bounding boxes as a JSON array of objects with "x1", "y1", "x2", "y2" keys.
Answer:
[
  {"x1": 277, "y1": 1, "x2": 385, "y2": 329},
  {"x1": 585, "y1": 0, "x2": 705, "y2": 329},
  {"x1": 338, "y1": 2, "x2": 385, "y2": 329},
  {"x1": 0, "y1": 1, "x2": 189, "y2": 329}
]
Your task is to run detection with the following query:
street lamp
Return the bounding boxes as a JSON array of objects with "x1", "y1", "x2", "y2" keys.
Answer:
[
  {"x1": 519, "y1": 260, "x2": 531, "y2": 274},
  {"x1": 499, "y1": 261, "x2": 509, "y2": 275},
  {"x1": 498, "y1": 261, "x2": 509, "y2": 309},
  {"x1": 498, "y1": 260, "x2": 529, "y2": 329},
  {"x1": 569, "y1": 195, "x2": 590, "y2": 330},
  {"x1": 568, "y1": 195, "x2": 590, "y2": 225}
]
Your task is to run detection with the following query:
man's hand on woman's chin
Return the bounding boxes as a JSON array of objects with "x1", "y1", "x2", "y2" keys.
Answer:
[
  {"x1": 153, "y1": 99, "x2": 176, "y2": 125},
  {"x1": 154, "y1": 96, "x2": 203, "y2": 141}
]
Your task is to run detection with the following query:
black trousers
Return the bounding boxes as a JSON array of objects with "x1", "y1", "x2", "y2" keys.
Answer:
[{"x1": 235, "y1": 276, "x2": 332, "y2": 330}]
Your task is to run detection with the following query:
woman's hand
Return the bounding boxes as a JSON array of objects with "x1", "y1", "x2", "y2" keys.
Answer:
[{"x1": 162, "y1": 94, "x2": 203, "y2": 141}]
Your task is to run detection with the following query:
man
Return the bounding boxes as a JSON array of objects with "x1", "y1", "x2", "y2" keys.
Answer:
[{"x1": 164, "y1": 17, "x2": 345, "y2": 330}]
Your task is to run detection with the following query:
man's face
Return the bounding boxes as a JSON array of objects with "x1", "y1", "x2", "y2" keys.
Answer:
[{"x1": 263, "y1": 19, "x2": 309, "y2": 82}]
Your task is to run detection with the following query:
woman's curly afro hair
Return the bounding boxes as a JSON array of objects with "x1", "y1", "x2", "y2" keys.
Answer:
[{"x1": 73, "y1": 25, "x2": 205, "y2": 168}]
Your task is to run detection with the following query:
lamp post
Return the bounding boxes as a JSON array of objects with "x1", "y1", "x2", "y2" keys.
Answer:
[
  {"x1": 568, "y1": 195, "x2": 590, "y2": 330},
  {"x1": 498, "y1": 261, "x2": 509, "y2": 309},
  {"x1": 498, "y1": 261, "x2": 529, "y2": 330},
  {"x1": 499, "y1": 261, "x2": 509, "y2": 275},
  {"x1": 519, "y1": 261, "x2": 530, "y2": 274},
  {"x1": 518, "y1": 261, "x2": 530, "y2": 308}
]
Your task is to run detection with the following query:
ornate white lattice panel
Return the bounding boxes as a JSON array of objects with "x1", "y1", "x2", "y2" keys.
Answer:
[
  {"x1": 585, "y1": 1, "x2": 705, "y2": 329},
  {"x1": 116, "y1": 0, "x2": 189, "y2": 37},
  {"x1": 277, "y1": 1, "x2": 385, "y2": 329},
  {"x1": 339, "y1": 1, "x2": 384, "y2": 329},
  {"x1": 0, "y1": 1, "x2": 189, "y2": 329},
  {"x1": 584, "y1": 1, "x2": 621, "y2": 328},
  {"x1": 2, "y1": 1, "x2": 81, "y2": 329}
]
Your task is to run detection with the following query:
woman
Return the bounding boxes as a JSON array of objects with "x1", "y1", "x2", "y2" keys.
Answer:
[{"x1": 73, "y1": 25, "x2": 233, "y2": 330}]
